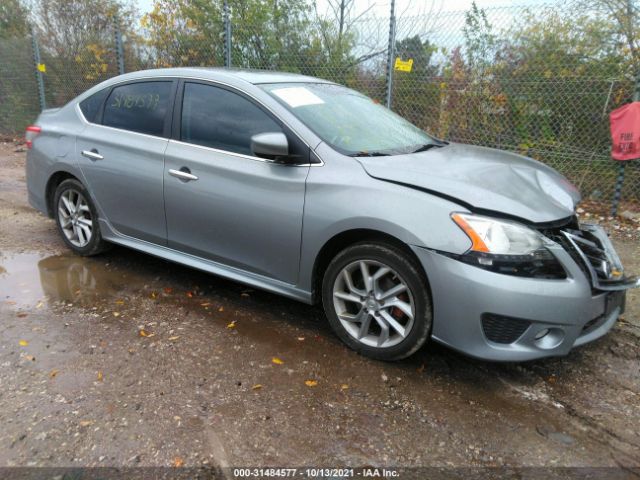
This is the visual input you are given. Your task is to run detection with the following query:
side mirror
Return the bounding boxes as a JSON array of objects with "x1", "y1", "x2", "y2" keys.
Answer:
[{"x1": 251, "y1": 132, "x2": 289, "y2": 161}]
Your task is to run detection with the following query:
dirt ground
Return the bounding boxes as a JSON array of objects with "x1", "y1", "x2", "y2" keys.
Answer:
[{"x1": 1, "y1": 141, "x2": 639, "y2": 475}]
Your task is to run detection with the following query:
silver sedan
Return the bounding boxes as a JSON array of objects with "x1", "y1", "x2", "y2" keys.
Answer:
[{"x1": 25, "y1": 68, "x2": 638, "y2": 361}]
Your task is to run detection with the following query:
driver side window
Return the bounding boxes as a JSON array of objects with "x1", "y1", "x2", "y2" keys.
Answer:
[{"x1": 181, "y1": 82, "x2": 282, "y2": 156}]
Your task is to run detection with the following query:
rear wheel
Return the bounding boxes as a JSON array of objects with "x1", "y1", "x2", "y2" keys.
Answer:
[
  {"x1": 54, "y1": 179, "x2": 109, "y2": 256},
  {"x1": 322, "y1": 242, "x2": 432, "y2": 361}
]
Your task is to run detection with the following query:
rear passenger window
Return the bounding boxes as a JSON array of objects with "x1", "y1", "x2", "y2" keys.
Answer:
[
  {"x1": 181, "y1": 82, "x2": 282, "y2": 156},
  {"x1": 79, "y1": 88, "x2": 108, "y2": 123},
  {"x1": 102, "y1": 82, "x2": 172, "y2": 136}
]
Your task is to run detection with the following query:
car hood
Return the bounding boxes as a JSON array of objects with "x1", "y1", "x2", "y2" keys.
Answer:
[{"x1": 357, "y1": 142, "x2": 581, "y2": 224}]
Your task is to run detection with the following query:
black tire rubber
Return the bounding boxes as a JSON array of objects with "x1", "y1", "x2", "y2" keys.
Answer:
[
  {"x1": 53, "y1": 179, "x2": 110, "y2": 256},
  {"x1": 322, "y1": 242, "x2": 432, "y2": 361}
]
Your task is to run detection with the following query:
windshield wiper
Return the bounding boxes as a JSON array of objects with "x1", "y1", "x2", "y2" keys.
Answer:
[
  {"x1": 348, "y1": 151, "x2": 392, "y2": 157},
  {"x1": 411, "y1": 143, "x2": 441, "y2": 154}
]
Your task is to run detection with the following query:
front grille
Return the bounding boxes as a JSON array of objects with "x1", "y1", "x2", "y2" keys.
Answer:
[
  {"x1": 481, "y1": 313, "x2": 530, "y2": 344},
  {"x1": 563, "y1": 230, "x2": 613, "y2": 280},
  {"x1": 541, "y1": 223, "x2": 634, "y2": 291}
]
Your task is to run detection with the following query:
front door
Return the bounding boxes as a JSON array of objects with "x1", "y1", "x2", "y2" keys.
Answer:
[{"x1": 163, "y1": 81, "x2": 309, "y2": 284}]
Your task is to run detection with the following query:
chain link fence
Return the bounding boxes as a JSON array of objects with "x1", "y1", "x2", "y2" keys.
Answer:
[
  {"x1": 0, "y1": 1, "x2": 638, "y2": 213},
  {"x1": 0, "y1": 36, "x2": 40, "y2": 137}
]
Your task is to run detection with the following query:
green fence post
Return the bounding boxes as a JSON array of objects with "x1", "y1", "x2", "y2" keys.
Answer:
[
  {"x1": 384, "y1": 0, "x2": 396, "y2": 108},
  {"x1": 30, "y1": 27, "x2": 46, "y2": 111},
  {"x1": 114, "y1": 17, "x2": 125, "y2": 75},
  {"x1": 223, "y1": 0, "x2": 231, "y2": 68}
]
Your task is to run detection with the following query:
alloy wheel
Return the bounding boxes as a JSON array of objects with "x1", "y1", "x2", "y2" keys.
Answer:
[
  {"x1": 57, "y1": 189, "x2": 93, "y2": 248},
  {"x1": 332, "y1": 259, "x2": 415, "y2": 348}
]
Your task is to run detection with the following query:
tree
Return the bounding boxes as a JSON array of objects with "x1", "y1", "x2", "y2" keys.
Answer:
[
  {"x1": 462, "y1": 1, "x2": 496, "y2": 78},
  {"x1": 33, "y1": 0, "x2": 138, "y2": 104},
  {"x1": 577, "y1": 0, "x2": 640, "y2": 75},
  {"x1": 394, "y1": 35, "x2": 437, "y2": 77},
  {"x1": 142, "y1": 0, "x2": 318, "y2": 71},
  {"x1": 0, "y1": 0, "x2": 35, "y2": 135},
  {"x1": 0, "y1": 0, "x2": 29, "y2": 39}
]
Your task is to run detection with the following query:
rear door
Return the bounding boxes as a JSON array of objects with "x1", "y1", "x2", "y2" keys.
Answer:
[
  {"x1": 76, "y1": 80, "x2": 176, "y2": 244},
  {"x1": 163, "y1": 81, "x2": 310, "y2": 284}
]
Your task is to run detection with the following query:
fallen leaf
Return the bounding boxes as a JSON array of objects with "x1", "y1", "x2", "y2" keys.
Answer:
[
  {"x1": 112, "y1": 311, "x2": 120, "y2": 317},
  {"x1": 226, "y1": 321, "x2": 236, "y2": 329},
  {"x1": 305, "y1": 380, "x2": 318, "y2": 387},
  {"x1": 36, "y1": 301, "x2": 44, "y2": 309},
  {"x1": 252, "y1": 384, "x2": 263, "y2": 390},
  {"x1": 150, "y1": 292, "x2": 157, "y2": 299},
  {"x1": 97, "y1": 371, "x2": 103, "y2": 381},
  {"x1": 200, "y1": 302, "x2": 210, "y2": 307},
  {"x1": 297, "y1": 337, "x2": 305, "y2": 341},
  {"x1": 19, "y1": 340, "x2": 28, "y2": 347},
  {"x1": 173, "y1": 415, "x2": 181, "y2": 421},
  {"x1": 272, "y1": 357, "x2": 284, "y2": 365},
  {"x1": 168, "y1": 336, "x2": 180, "y2": 341},
  {"x1": 340, "y1": 384, "x2": 349, "y2": 390},
  {"x1": 17, "y1": 312, "x2": 28, "y2": 318},
  {"x1": 115, "y1": 299, "x2": 125, "y2": 305},
  {"x1": 186, "y1": 291, "x2": 193, "y2": 298},
  {"x1": 25, "y1": 355, "x2": 35, "y2": 361},
  {"x1": 79, "y1": 420, "x2": 94, "y2": 427},
  {"x1": 163, "y1": 287, "x2": 173, "y2": 294},
  {"x1": 139, "y1": 329, "x2": 155, "y2": 337},
  {"x1": 218, "y1": 306, "x2": 224, "y2": 312},
  {"x1": 49, "y1": 369, "x2": 59, "y2": 378},
  {"x1": 173, "y1": 457, "x2": 184, "y2": 467}
]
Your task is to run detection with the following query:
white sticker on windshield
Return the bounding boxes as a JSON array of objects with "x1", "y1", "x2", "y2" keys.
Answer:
[{"x1": 272, "y1": 87, "x2": 324, "y2": 108}]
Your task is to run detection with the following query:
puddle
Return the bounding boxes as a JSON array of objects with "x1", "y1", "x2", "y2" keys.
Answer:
[
  {"x1": 0, "y1": 250, "x2": 317, "y2": 328},
  {"x1": 0, "y1": 252, "x2": 149, "y2": 308}
]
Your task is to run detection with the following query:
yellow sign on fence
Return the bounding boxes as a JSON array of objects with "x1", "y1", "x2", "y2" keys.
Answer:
[
  {"x1": 37, "y1": 63, "x2": 46, "y2": 73},
  {"x1": 394, "y1": 58, "x2": 413, "y2": 72}
]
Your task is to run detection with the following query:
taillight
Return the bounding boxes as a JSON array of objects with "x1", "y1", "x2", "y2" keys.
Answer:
[{"x1": 25, "y1": 125, "x2": 41, "y2": 149}]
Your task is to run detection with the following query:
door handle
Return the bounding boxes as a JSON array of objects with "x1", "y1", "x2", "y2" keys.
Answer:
[
  {"x1": 169, "y1": 168, "x2": 199, "y2": 182},
  {"x1": 81, "y1": 149, "x2": 103, "y2": 161}
]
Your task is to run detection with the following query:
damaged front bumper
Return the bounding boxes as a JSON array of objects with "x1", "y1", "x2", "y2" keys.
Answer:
[{"x1": 411, "y1": 223, "x2": 638, "y2": 362}]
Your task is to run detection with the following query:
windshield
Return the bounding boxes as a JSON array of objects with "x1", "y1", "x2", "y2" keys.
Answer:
[{"x1": 260, "y1": 82, "x2": 441, "y2": 156}]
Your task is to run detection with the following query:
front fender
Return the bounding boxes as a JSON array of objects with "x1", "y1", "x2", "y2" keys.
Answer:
[{"x1": 297, "y1": 144, "x2": 472, "y2": 292}]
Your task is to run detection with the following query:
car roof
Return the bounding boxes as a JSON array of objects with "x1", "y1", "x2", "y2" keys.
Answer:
[{"x1": 116, "y1": 67, "x2": 334, "y2": 86}]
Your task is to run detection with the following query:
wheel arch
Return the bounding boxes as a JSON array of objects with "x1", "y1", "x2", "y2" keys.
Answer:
[
  {"x1": 45, "y1": 171, "x2": 81, "y2": 218},
  {"x1": 310, "y1": 228, "x2": 429, "y2": 305}
]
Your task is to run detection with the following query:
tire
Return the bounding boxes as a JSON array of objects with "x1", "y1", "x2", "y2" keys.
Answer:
[
  {"x1": 322, "y1": 242, "x2": 432, "y2": 361},
  {"x1": 53, "y1": 178, "x2": 109, "y2": 256}
]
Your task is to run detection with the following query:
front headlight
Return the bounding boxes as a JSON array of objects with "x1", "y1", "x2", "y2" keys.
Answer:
[
  {"x1": 451, "y1": 213, "x2": 543, "y2": 255},
  {"x1": 450, "y1": 213, "x2": 565, "y2": 278}
]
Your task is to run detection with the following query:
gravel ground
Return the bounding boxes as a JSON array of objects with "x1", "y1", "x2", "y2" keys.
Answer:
[{"x1": 0, "y1": 141, "x2": 639, "y2": 474}]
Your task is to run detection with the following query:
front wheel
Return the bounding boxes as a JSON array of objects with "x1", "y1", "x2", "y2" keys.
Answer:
[
  {"x1": 54, "y1": 179, "x2": 109, "y2": 256},
  {"x1": 322, "y1": 242, "x2": 432, "y2": 361}
]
